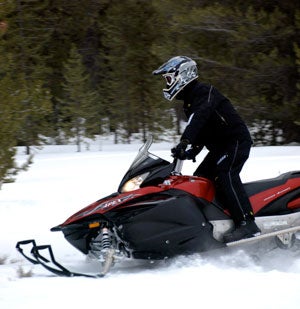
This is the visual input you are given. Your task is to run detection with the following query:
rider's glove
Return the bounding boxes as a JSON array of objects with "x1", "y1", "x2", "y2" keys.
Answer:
[
  {"x1": 171, "y1": 139, "x2": 190, "y2": 160},
  {"x1": 185, "y1": 149, "x2": 197, "y2": 162},
  {"x1": 185, "y1": 145, "x2": 203, "y2": 162}
]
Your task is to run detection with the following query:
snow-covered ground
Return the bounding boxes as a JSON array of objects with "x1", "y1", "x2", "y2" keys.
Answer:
[{"x1": 0, "y1": 138, "x2": 300, "y2": 309}]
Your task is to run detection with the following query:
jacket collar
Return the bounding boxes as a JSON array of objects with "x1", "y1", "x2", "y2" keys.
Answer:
[{"x1": 175, "y1": 79, "x2": 198, "y2": 103}]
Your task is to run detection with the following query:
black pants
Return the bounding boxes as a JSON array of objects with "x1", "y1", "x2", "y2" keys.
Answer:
[{"x1": 193, "y1": 140, "x2": 254, "y2": 224}]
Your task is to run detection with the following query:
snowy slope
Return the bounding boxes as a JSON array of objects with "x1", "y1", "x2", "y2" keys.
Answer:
[{"x1": 0, "y1": 140, "x2": 300, "y2": 309}]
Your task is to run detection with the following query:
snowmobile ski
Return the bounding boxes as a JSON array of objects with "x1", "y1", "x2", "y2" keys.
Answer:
[
  {"x1": 226, "y1": 225, "x2": 300, "y2": 247},
  {"x1": 16, "y1": 240, "x2": 109, "y2": 278}
]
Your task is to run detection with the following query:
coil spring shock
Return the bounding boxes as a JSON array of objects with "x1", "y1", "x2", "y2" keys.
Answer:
[{"x1": 101, "y1": 227, "x2": 111, "y2": 251}]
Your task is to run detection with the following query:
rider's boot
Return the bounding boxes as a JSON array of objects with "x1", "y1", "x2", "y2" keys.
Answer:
[{"x1": 223, "y1": 219, "x2": 261, "y2": 243}]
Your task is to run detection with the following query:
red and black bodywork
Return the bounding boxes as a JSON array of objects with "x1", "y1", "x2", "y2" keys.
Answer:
[{"x1": 50, "y1": 139, "x2": 300, "y2": 261}]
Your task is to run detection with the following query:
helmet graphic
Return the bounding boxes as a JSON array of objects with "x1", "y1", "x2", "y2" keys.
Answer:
[{"x1": 153, "y1": 56, "x2": 198, "y2": 101}]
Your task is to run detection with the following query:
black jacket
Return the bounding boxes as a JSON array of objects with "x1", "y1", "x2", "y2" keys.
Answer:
[{"x1": 179, "y1": 80, "x2": 252, "y2": 151}]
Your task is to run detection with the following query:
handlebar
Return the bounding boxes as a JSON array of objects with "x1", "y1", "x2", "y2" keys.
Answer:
[{"x1": 172, "y1": 159, "x2": 184, "y2": 175}]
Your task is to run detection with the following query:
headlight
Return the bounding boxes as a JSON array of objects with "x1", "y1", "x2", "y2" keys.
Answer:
[{"x1": 121, "y1": 172, "x2": 149, "y2": 192}]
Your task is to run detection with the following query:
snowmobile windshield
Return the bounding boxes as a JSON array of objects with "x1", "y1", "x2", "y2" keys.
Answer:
[
  {"x1": 118, "y1": 136, "x2": 172, "y2": 192},
  {"x1": 128, "y1": 136, "x2": 160, "y2": 170}
]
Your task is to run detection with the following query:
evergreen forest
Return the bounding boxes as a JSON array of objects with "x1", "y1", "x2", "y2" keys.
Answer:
[{"x1": 0, "y1": 0, "x2": 299, "y2": 184}]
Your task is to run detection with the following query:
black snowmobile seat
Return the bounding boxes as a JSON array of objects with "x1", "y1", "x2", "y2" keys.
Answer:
[{"x1": 244, "y1": 171, "x2": 300, "y2": 197}]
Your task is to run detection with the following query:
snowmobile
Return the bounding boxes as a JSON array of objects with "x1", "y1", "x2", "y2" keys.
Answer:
[{"x1": 16, "y1": 136, "x2": 300, "y2": 277}]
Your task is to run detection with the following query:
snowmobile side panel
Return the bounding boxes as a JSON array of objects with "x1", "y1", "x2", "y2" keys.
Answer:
[
  {"x1": 114, "y1": 191, "x2": 224, "y2": 259},
  {"x1": 254, "y1": 187, "x2": 300, "y2": 216},
  {"x1": 61, "y1": 188, "x2": 163, "y2": 225},
  {"x1": 202, "y1": 201, "x2": 230, "y2": 221},
  {"x1": 62, "y1": 176, "x2": 215, "y2": 226},
  {"x1": 288, "y1": 196, "x2": 300, "y2": 210},
  {"x1": 160, "y1": 175, "x2": 215, "y2": 201},
  {"x1": 249, "y1": 177, "x2": 300, "y2": 214}
]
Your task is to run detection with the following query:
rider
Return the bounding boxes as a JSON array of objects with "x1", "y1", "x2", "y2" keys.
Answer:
[{"x1": 152, "y1": 56, "x2": 261, "y2": 242}]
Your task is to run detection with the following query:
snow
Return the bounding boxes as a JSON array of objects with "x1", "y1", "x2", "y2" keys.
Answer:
[{"x1": 0, "y1": 139, "x2": 300, "y2": 309}]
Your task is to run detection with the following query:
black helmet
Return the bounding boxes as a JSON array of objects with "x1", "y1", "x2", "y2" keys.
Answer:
[{"x1": 153, "y1": 56, "x2": 198, "y2": 101}]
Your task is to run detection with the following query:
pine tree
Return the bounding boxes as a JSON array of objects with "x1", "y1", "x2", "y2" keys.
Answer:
[
  {"x1": 40, "y1": 0, "x2": 108, "y2": 144},
  {"x1": 101, "y1": 0, "x2": 172, "y2": 143},
  {"x1": 59, "y1": 45, "x2": 100, "y2": 152},
  {"x1": 2, "y1": 0, "x2": 52, "y2": 153},
  {"x1": 0, "y1": 46, "x2": 33, "y2": 187},
  {"x1": 228, "y1": 4, "x2": 300, "y2": 144},
  {"x1": 157, "y1": 0, "x2": 300, "y2": 144},
  {"x1": 1, "y1": 0, "x2": 299, "y2": 150},
  {"x1": 0, "y1": 74, "x2": 20, "y2": 187}
]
